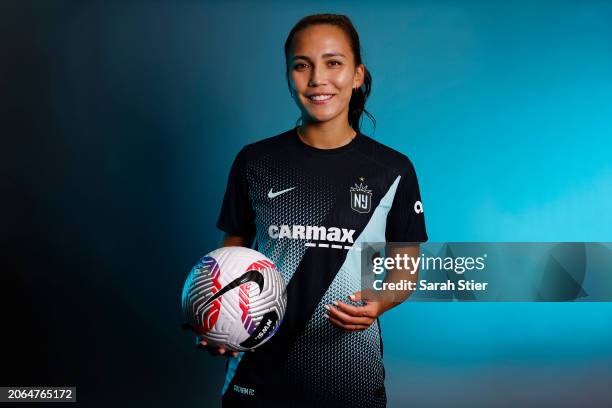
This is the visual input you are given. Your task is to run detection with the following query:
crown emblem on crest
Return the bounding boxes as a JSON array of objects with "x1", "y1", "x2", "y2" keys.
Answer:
[{"x1": 350, "y1": 183, "x2": 371, "y2": 193}]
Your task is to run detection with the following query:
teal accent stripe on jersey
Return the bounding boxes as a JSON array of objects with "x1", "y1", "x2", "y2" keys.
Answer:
[
  {"x1": 221, "y1": 352, "x2": 244, "y2": 396},
  {"x1": 341, "y1": 175, "x2": 401, "y2": 274}
]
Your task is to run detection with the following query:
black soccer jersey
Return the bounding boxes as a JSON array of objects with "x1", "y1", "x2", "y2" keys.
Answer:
[{"x1": 216, "y1": 127, "x2": 428, "y2": 408}]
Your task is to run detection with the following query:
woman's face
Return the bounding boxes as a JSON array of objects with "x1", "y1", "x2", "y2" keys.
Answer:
[{"x1": 288, "y1": 24, "x2": 364, "y2": 125}]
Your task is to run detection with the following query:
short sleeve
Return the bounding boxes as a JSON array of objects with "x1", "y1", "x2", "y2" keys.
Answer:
[
  {"x1": 216, "y1": 148, "x2": 256, "y2": 239},
  {"x1": 385, "y1": 160, "x2": 428, "y2": 243}
]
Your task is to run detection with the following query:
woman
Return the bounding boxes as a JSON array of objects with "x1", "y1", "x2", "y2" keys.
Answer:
[{"x1": 199, "y1": 13, "x2": 427, "y2": 408}]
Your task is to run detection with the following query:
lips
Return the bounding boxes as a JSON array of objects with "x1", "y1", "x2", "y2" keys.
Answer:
[
  {"x1": 307, "y1": 94, "x2": 335, "y2": 105},
  {"x1": 308, "y1": 94, "x2": 333, "y2": 101}
]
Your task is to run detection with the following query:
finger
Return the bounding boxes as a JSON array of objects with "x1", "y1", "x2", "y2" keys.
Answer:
[
  {"x1": 351, "y1": 288, "x2": 380, "y2": 303},
  {"x1": 326, "y1": 314, "x2": 369, "y2": 331},
  {"x1": 335, "y1": 300, "x2": 376, "y2": 318},
  {"x1": 218, "y1": 347, "x2": 226, "y2": 355},
  {"x1": 348, "y1": 291, "x2": 362, "y2": 302},
  {"x1": 206, "y1": 347, "x2": 220, "y2": 356},
  {"x1": 231, "y1": 351, "x2": 239, "y2": 357},
  {"x1": 199, "y1": 339, "x2": 208, "y2": 346},
  {"x1": 325, "y1": 313, "x2": 372, "y2": 330},
  {"x1": 327, "y1": 302, "x2": 374, "y2": 323}
]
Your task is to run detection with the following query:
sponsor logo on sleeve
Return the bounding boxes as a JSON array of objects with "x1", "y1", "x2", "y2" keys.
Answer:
[{"x1": 414, "y1": 200, "x2": 424, "y2": 214}]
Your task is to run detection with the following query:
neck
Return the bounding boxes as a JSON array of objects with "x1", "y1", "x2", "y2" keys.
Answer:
[{"x1": 297, "y1": 118, "x2": 357, "y2": 149}]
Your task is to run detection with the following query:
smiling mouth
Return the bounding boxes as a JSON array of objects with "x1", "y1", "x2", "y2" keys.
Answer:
[{"x1": 307, "y1": 94, "x2": 335, "y2": 104}]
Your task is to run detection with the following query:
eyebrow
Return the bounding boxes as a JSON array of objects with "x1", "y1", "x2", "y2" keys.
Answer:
[{"x1": 292, "y1": 52, "x2": 346, "y2": 61}]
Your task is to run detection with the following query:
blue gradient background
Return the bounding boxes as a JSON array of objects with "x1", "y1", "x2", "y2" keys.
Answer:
[{"x1": 3, "y1": 1, "x2": 612, "y2": 407}]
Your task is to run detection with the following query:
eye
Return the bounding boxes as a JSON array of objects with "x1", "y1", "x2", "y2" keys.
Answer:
[
  {"x1": 328, "y1": 60, "x2": 342, "y2": 66},
  {"x1": 293, "y1": 63, "x2": 308, "y2": 70}
]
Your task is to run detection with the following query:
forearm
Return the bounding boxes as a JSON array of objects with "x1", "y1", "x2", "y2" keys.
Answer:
[
  {"x1": 377, "y1": 244, "x2": 420, "y2": 314},
  {"x1": 376, "y1": 276, "x2": 415, "y2": 314}
]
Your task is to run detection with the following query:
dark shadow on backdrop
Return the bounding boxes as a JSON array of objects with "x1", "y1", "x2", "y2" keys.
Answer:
[{"x1": 2, "y1": 2, "x2": 229, "y2": 406}]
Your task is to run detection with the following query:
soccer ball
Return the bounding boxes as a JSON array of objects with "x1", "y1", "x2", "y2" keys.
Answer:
[{"x1": 181, "y1": 246, "x2": 287, "y2": 351}]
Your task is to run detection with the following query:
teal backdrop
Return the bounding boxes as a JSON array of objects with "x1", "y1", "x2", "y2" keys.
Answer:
[{"x1": 3, "y1": 1, "x2": 611, "y2": 407}]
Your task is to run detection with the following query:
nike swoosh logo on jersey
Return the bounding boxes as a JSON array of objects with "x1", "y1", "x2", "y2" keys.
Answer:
[{"x1": 267, "y1": 187, "x2": 296, "y2": 199}]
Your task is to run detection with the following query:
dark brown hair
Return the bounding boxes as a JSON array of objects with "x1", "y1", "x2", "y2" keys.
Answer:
[{"x1": 284, "y1": 13, "x2": 375, "y2": 133}]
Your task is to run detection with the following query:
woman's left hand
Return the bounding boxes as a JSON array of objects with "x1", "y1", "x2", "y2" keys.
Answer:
[{"x1": 325, "y1": 290, "x2": 385, "y2": 332}]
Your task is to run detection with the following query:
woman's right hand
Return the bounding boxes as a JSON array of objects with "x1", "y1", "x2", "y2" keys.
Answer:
[{"x1": 196, "y1": 336, "x2": 239, "y2": 358}]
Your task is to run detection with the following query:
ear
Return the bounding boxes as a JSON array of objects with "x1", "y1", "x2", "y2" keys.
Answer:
[{"x1": 354, "y1": 63, "x2": 366, "y2": 89}]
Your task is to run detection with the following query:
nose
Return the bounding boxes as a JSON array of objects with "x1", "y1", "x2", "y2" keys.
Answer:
[{"x1": 309, "y1": 64, "x2": 327, "y2": 86}]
